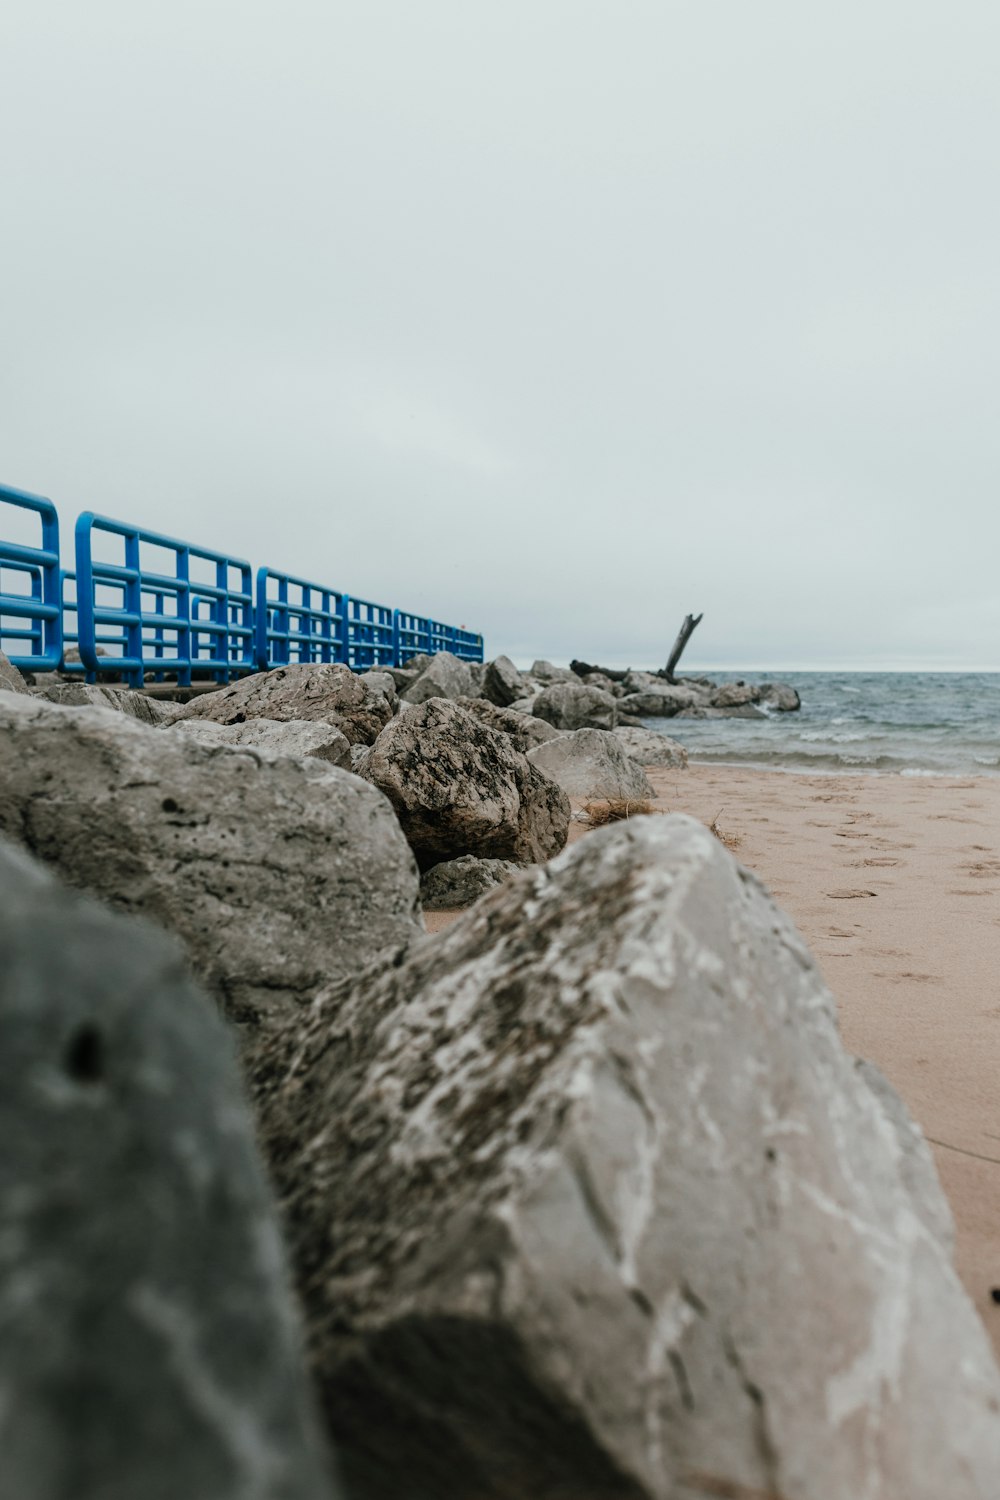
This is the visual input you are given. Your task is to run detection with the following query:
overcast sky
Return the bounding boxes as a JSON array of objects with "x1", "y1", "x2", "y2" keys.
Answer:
[{"x1": 3, "y1": 3, "x2": 999, "y2": 669}]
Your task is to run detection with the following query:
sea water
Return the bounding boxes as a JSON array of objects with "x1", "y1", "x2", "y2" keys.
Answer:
[{"x1": 656, "y1": 671, "x2": 1000, "y2": 776}]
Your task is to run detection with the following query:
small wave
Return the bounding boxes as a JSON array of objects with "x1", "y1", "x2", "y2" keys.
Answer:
[{"x1": 900, "y1": 767, "x2": 949, "y2": 778}]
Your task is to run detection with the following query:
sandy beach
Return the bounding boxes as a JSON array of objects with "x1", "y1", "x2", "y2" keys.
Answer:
[{"x1": 430, "y1": 763, "x2": 1000, "y2": 1353}]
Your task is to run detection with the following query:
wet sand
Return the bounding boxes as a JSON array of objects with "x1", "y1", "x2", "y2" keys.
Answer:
[{"x1": 428, "y1": 764, "x2": 1000, "y2": 1352}]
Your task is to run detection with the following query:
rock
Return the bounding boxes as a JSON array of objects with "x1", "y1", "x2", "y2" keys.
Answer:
[
  {"x1": 532, "y1": 682, "x2": 619, "y2": 732},
  {"x1": 622, "y1": 669, "x2": 665, "y2": 694},
  {"x1": 359, "y1": 670, "x2": 400, "y2": 711},
  {"x1": 675, "y1": 704, "x2": 766, "y2": 720},
  {"x1": 613, "y1": 726, "x2": 689, "y2": 768},
  {"x1": 0, "y1": 840, "x2": 338, "y2": 1500},
  {"x1": 758, "y1": 682, "x2": 801, "y2": 712},
  {"x1": 0, "y1": 695, "x2": 421, "y2": 1025},
  {"x1": 420, "y1": 855, "x2": 524, "y2": 910},
  {"x1": 350, "y1": 743, "x2": 371, "y2": 774},
  {"x1": 175, "y1": 664, "x2": 392, "y2": 746},
  {"x1": 527, "y1": 728, "x2": 654, "y2": 801},
  {"x1": 581, "y1": 671, "x2": 617, "y2": 693},
  {"x1": 362, "y1": 698, "x2": 569, "y2": 870},
  {"x1": 388, "y1": 666, "x2": 421, "y2": 691},
  {"x1": 482, "y1": 655, "x2": 523, "y2": 708},
  {"x1": 401, "y1": 652, "x2": 475, "y2": 705},
  {"x1": 0, "y1": 648, "x2": 29, "y2": 694},
  {"x1": 456, "y1": 698, "x2": 561, "y2": 754},
  {"x1": 507, "y1": 694, "x2": 539, "y2": 715},
  {"x1": 466, "y1": 661, "x2": 487, "y2": 692},
  {"x1": 171, "y1": 717, "x2": 353, "y2": 767},
  {"x1": 620, "y1": 687, "x2": 703, "y2": 718},
  {"x1": 31, "y1": 681, "x2": 174, "y2": 724},
  {"x1": 711, "y1": 683, "x2": 757, "y2": 709},
  {"x1": 248, "y1": 815, "x2": 1000, "y2": 1500},
  {"x1": 531, "y1": 659, "x2": 577, "y2": 683}
]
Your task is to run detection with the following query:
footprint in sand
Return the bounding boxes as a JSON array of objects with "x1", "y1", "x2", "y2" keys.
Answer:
[
  {"x1": 873, "y1": 971, "x2": 942, "y2": 985},
  {"x1": 857, "y1": 857, "x2": 900, "y2": 868},
  {"x1": 827, "y1": 888, "x2": 878, "y2": 900},
  {"x1": 826, "y1": 927, "x2": 857, "y2": 939},
  {"x1": 961, "y1": 860, "x2": 1000, "y2": 878}
]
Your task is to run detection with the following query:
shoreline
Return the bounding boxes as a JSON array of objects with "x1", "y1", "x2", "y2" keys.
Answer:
[{"x1": 430, "y1": 763, "x2": 1000, "y2": 1355}]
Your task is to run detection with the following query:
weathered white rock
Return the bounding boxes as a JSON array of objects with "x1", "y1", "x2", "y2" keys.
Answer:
[
  {"x1": 175, "y1": 664, "x2": 392, "y2": 745},
  {"x1": 527, "y1": 728, "x2": 654, "y2": 800},
  {"x1": 532, "y1": 682, "x2": 619, "y2": 732},
  {"x1": 0, "y1": 840, "x2": 338, "y2": 1500},
  {"x1": 249, "y1": 816, "x2": 1000, "y2": 1500},
  {"x1": 420, "y1": 854, "x2": 524, "y2": 910},
  {"x1": 32, "y1": 680, "x2": 174, "y2": 724},
  {"x1": 0, "y1": 648, "x2": 29, "y2": 694},
  {"x1": 363, "y1": 697, "x2": 569, "y2": 869},
  {"x1": 0, "y1": 695, "x2": 421, "y2": 1024},
  {"x1": 482, "y1": 655, "x2": 524, "y2": 708},
  {"x1": 358, "y1": 669, "x2": 400, "y2": 711},
  {"x1": 457, "y1": 697, "x2": 561, "y2": 754},
  {"x1": 171, "y1": 716, "x2": 352, "y2": 767},
  {"x1": 401, "y1": 652, "x2": 475, "y2": 705},
  {"x1": 613, "y1": 725, "x2": 689, "y2": 768}
]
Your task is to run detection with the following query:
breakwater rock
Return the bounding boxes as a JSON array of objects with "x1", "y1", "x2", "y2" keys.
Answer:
[{"x1": 0, "y1": 841, "x2": 338, "y2": 1500}]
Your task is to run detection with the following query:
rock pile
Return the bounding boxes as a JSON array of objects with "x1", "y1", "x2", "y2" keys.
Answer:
[{"x1": 3, "y1": 649, "x2": 996, "y2": 1500}]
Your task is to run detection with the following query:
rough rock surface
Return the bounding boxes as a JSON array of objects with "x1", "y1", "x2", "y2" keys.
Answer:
[
  {"x1": 363, "y1": 698, "x2": 569, "y2": 869},
  {"x1": 759, "y1": 682, "x2": 801, "y2": 711},
  {"x1": 619, "y1": 687, "x2": 703, "y2": 718},
  {"x1": 358, "y1": 670, "x2": 400, "y2": 711},
  {"x1": 710, "y1": 683, "x2": 757, "y2": 709},
  {"x1": 613, "y1": 726, "x2": 689, "y2": 768},
  {"x1": 457, "y1": 698, "x2": 561, "y2": 754},
  {"x1": 402, "y1": 652, "x2": 475, "y2": 705},
  {"x1": 0, "y1": 695, "x2": 421, "y2": 1024},
  {"x1": 420, "y1": 854, "x2": 524, "y2": 910},
  {"x1": 676, "y1": 704, "x2": 766, "y2": 720},
  {"x1": 171, "y1": 716, "x2": 352, "y2": 767},
  {"x1": 531, "y1": 659, "x2": 577, "y2": 683},
  {"x1": 0, "y1": 841, "x2": 338, "y2": 1500},
  {"x1": 176, "y1": 664, "x2": 392, "y2": 746},
  {"x1": 248, "y1": 816, "x2": 1000, "y2": 1500},
  {"x1": 482, "y1": 655, "x2": 524, "y2": 707},
  {"x1": 0, "y1": 648, "x2": 29, "y2": 694},
  {"x1": 527, "y1": 728, "x2": 654, "y2": 800},
  {"x1": 532, "y1": 682, "x2": 618, "y2": 732},
  {"x1": 32, "y1": 681, "x2": 174, "y2": 724}
]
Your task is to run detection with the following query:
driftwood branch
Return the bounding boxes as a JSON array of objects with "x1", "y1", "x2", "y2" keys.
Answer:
[{"x1": 664, "y1": 613, "x2": 703, "y2": 684}]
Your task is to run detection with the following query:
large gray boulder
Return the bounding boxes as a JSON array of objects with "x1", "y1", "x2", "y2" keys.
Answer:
[
  {"x1": 0, "y1": 695, "x2": 421, "y2": 1025},
  {"x1": 0, "y1": 647, "x2": 29, "y2": 694},
  {"x1": 481, "y1": 655, "x2": 523, "y2": 707},
  {"x1": 532, "y1": 682, "x2": 618, "y2": 732},
  {"x1": 711, "y1": 683, "x2": 757, "y2": 709},
  {"x1": 363, "y1": 698, "x2": 569, "y2": 869},
  {"x1": 0, "y1": 840, "x2": 338, "y2": 1500},
  {"x1": 175, "y1": 664, "x2": 392, "y2": 746},
  {"x1": 31, "y1": 681, "x2": 174, "y2": 724},
  {"x1": 613, "y1": 725, "x2": 689, "y2": 768},
  {"x1": 171, "y1": 716, "x2": 352, "y2": 767},
  {"x1": 527, "y1": 727, "x2": 654, "y2": 800},
  {"x1": 248, "y1": 816, "x2": 1000, "y2": 1500},
  {"x1": 420, "y1": 854, "x2": 524, "y2": 910},
  {"x1": 676, "y1": 703, "x2": 766, "y2": 720},
  {"x1": 456, "y1": 697, "x2": 561, "y2": 754},
  {"x1": 401, "y1": 652, "x2": 474, "y2": 705}
]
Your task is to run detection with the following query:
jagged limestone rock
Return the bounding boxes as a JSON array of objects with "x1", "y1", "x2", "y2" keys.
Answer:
[
  {"x1": 249, "y1": 816, "x2": 1000, "y2": 1500},
  {"x1": 0, "y1": 694, "x2": 421, "y2": 1025}
]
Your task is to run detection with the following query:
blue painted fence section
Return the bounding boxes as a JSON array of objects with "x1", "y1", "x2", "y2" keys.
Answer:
[
  {"x1": 0, "y1": 485, "x2": 484, "y2": 681},
  {"x1": 74, "y1": 513, "x2": 254, "y2": 689},
  {"x1": 0, "y1": 483, "x2": 62, "y2": 671}
]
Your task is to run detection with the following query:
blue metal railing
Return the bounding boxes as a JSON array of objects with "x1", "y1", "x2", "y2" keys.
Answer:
[
  {"x1": 0, "y1": 483, "x2": 63, "y2": 671},
  {"x1": 255, "y1": 567, "x2": 348, "y2": 670},
  {"x1": 0, "y1": 484, "x2": 484, "y2": 683},
  {"x1": 75, "y1": 513, "x2": 254, "y2": 688}
]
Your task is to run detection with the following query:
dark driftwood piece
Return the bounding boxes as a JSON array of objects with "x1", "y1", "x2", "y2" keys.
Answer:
[{"x1": 664, "y1": 613, "x2": 703, "y2": 683}]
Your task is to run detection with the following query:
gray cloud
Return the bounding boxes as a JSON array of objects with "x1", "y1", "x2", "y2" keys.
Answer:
[{"x1": 2, "y1": 1, "x2": 998, "y2": 668}]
